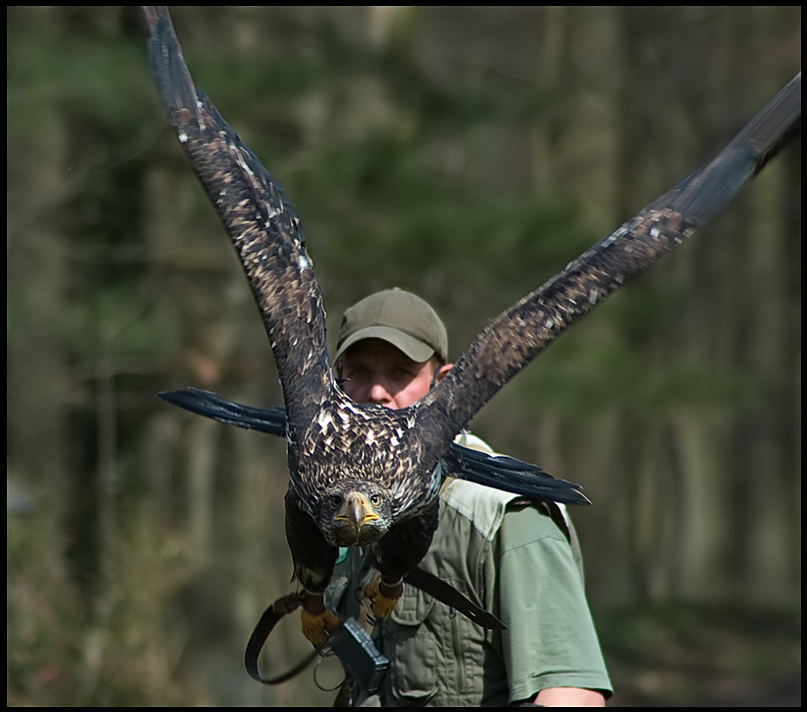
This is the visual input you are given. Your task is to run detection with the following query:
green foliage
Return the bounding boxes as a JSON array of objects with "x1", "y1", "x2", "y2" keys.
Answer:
[
  {"x1": 8, "y1": 31, "x2": 153, "y2": 138},
  {"x1": 60, "y1": 291, "x2": 178, "y2": 360},
  {"x1": 598, "y1": 602, "x2": 801, "y2": 705},
  {"x1": 519, "y1": 331, "x2": 756, "y2": 418}
]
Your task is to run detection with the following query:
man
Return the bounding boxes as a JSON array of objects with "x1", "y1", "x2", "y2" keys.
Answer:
[{"x1": 325, "y1": 288, "x2": 611, "y2": 706}]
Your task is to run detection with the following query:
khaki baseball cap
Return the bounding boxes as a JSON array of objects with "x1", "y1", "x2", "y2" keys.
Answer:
[{"x1": 335, "y1": 288, "x2": 449, "y2": 364}]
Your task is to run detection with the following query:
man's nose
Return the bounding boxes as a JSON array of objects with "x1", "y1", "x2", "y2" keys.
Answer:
[{"x1": 367, "y1": 381, "x2": 393, "y2": 405}]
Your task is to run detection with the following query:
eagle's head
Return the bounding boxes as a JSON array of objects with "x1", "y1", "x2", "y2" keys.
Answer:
[{"x1": 317, "y1": 479, "x2": 393, "y2": 547}]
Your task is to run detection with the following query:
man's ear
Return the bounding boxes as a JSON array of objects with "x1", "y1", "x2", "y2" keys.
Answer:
[{"x1": 435, "y1": 362, "x2": 453, "y2": 384}]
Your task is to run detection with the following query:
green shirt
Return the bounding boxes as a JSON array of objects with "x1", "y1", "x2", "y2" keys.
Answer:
[{"x1": 327, "y1": 439, "x2": 612, "y2": 705}]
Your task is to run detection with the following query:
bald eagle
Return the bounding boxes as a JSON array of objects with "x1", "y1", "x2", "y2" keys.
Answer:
[{"x1": 141, "y1": 6, "x2": 800, "y2": 645}]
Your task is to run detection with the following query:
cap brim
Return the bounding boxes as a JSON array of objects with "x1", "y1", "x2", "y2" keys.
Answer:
[{"x1": 335, "y1": 327, "x2": 436, "y2": 364}]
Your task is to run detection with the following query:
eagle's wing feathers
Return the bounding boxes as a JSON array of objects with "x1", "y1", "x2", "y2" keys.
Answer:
[
  {"x1": 159, "y1": 388, "x2": 590, "y2": 504},
  {"x1": 420, "y1": 73, "x2": 801, "y2": 440},
  {"x1": 158, "y1": 388, "x2": 287, "y2": 436},
  {"x1": 443, "y1": 444, "x2": 590, "y2": 505},
  {"x1": 372, "y1": 499, "x2": 439, "y2": 585},
  {"x1": 142, "y1": 7, "x2": 333, "y2": 431},
  {"x1": 284, "y1": 487, "x2": 338, "y2": 591}
]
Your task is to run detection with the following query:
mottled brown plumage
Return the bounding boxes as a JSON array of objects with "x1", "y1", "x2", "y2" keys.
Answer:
[
  {"x1": 142, "y1": 6, "x2": 459, "y2": 612},
  {"x1": 142, "y1": 5, "x2": 800, "y2": 641}
]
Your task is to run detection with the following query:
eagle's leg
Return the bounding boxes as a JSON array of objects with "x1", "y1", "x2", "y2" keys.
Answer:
[
  {"x1": 285, "y1": 488, "x2": 340, "y2": 645},
  {"x1": 361, "y1": 572, "x2": 404, "y2": 621},
  {"x1": 364, "y1": 498, "x2": 439, "y2": 621},
  {"x1": 300, "y1": 592, "x2": 340, "y2": 645}
]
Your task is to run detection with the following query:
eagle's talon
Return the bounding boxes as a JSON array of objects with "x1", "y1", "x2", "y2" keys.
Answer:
[
  {"x1": 300, "y1": 607, "x2": 340, "y2": 646},
  {"x1": 362, "y1": 579, "x2": 402, "y2": 620}
]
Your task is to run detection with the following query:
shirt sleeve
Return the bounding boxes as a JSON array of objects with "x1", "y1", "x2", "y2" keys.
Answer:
[{"x1": 498, "y1": 503, "x2": 612, "y2": 702}]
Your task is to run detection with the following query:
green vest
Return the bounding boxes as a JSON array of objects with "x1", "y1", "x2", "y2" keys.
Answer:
[{"x1": 326, "y1": 435, "x2": 612, "y2": 705}]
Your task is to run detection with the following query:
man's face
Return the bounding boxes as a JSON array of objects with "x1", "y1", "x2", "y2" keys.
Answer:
[{"x1": 339, "y1": 338, "x2": 450, "y2": 410}]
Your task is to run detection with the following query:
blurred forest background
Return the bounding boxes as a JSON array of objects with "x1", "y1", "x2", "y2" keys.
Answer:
[{"x1": 7, "y1": 6, "x2": 800, "y2": 706}]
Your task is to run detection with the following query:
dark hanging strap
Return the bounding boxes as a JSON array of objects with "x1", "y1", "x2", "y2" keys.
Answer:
[
  {"x1": 245, "y1": 571, "x2": 506, "y2": 685},
  {"x1": 245, "y1": 592, "x2": 343, "y2": 685},
  {"x1": 404, "y1": 567, "x2": 506, "y2": 630}
]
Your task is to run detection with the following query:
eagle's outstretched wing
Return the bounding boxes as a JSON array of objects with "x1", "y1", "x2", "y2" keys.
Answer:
[
  {"x1": 145, "y1": 4, "x2": 800, "y2": 647},
  {"x1": 159, "y1": 388, "x2": 288, "y2": 437},
  {"x1": 141, "y1": 6, "x2": 335, "y2": 435},
  {"x1": 158, "y1": 388, "x2": 590, "y2": 505},
  {"x1": 419, "y1": 74, "x2": 801, "y2": 441}
]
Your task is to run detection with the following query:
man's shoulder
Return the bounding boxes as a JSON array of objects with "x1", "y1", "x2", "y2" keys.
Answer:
[
  {"x1": 445, "y1": 432, "x2": 557, "y2": 543},
  {"x1": 446, "y1": 432, "x2": 575, "y2": 549},
  {"x1": 441, "y1": 478, "x2": 571, "y2": 548},
  {"x1": 440, "y1": 478, "x2": 519, "y2": 543},
  {"x1": 453, "y1": 430, "x2": 496, "y2": 455}
]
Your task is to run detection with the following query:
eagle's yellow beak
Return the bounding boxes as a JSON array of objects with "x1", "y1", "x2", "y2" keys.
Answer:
[{"x1": 334, "y1": 492, "x2": 379, "y2": 528}]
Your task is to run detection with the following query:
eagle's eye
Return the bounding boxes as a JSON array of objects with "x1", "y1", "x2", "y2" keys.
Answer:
[
  {"x1": 329, "y1": 494, "x2": 343, "y2": 509},
  {"x1": 369, "y1": 494, "x2": 382, "y2": 507}
]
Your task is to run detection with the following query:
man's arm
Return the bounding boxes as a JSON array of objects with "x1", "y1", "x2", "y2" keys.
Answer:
[
  {"x1": 534, "y1": 686, "x2": 605, "y2": 706},
  {"x1": 498, "y1": 504, "x2": 613, "y2": 703}
]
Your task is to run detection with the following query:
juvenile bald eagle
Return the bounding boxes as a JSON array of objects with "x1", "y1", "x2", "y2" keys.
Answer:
[{"x1": 141, "y1": 6, "x2": 801, "y2": 645}]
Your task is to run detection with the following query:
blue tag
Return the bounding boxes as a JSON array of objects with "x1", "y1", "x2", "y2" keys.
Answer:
[{"x1": 335, "y1": 547, "x2": 349, "y2": 566}]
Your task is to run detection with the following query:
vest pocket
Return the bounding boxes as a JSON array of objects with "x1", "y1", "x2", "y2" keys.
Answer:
[{"x1": 383, "y1": 582, "x2": 437, "y2": 701}]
